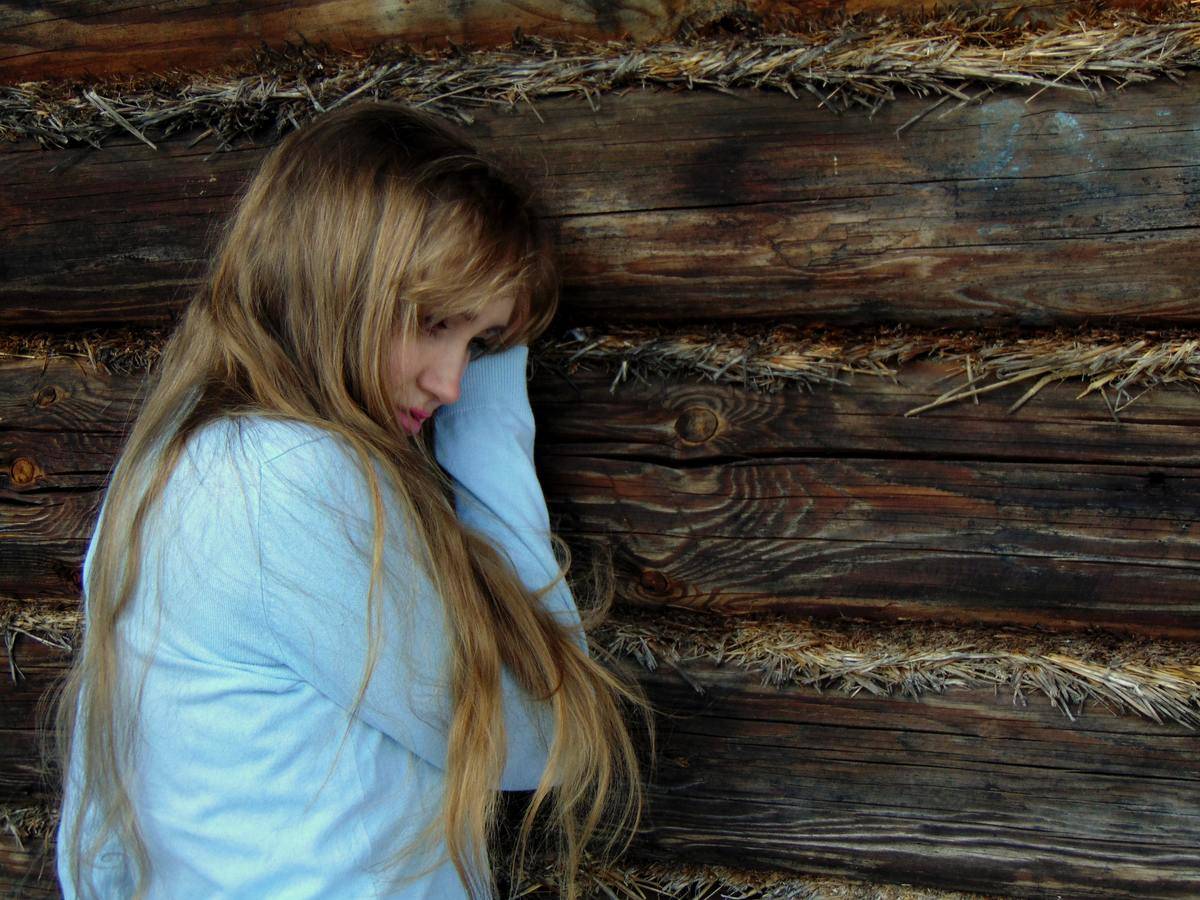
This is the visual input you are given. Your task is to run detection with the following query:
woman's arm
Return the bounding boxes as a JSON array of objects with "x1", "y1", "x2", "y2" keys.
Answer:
[
  {"x1": 432, "y1": 344, "x2": 588, "y2": 656},
  {"x1": 255, "y1": 426, "x2": 560, "y2": 790}
]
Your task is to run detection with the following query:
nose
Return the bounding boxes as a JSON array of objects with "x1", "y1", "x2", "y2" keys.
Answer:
[{"x1": 418, "y1": 351, "x2": 468, "y2": 407}]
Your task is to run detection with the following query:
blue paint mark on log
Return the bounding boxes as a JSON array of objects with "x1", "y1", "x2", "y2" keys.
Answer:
[
  {"x1": 1050, "y1": 111, "x2": 1100, "y2": 168},
  {"x1": 972, "y1": 100, "x2": 1025, "y2": 177},
  {"x1": 964, "y1": 100, "x2": 1032, "y2": 177},
  {"x1": 977, "y1": 223, "x2": 1016, "y2": 239}
]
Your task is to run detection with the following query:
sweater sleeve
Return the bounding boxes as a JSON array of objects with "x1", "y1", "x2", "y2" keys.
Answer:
[
  {"x1": 256, "y1": 430, "x2": 558, "y2": 790},
  {"x1": 432, "y1": 344, "x2": 588, "y2": 656}
]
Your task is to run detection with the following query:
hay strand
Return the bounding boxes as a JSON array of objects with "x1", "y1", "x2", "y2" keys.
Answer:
[
  {"x1": 592, "y1": 606, "x2": 1200, "y2": 730},
  {"x1": 1, "y1": 600, "x2": 80, "y2": 682},
  {"x1": 0, "y1": 328, "x2": 166, "y2": 376},
  {"x1": 8, "y1": 600, "x2": 1199, "y2": 729},
  {"x1": 0, "y1": 804, "x2": 57, "y2": 852},
  {"x1": 540, "y1": 324, "x2": 1200, "y2": 418},
  {"x1": 2, "y1": 5, "x2": 1199, "y2": 150},
  {"x1": 513, "y1": 847, "x2": 1000, "y2": 899},
  {"x1": 6, "y1": 324, "x2": 1200, "y2": 417}
]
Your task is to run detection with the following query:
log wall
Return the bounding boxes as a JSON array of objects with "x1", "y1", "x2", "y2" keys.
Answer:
[
  {"x1": 623, "y1": 657, "x2": 1200, "y2": 898},
  {"x1": 6, "y1": 353, "x2": 1200, "y2": 637},
  {"x1": 0, "y1": 1, "x2": 1140, "y2": 82},
  {"x1": 3, "y1": 37, "x2": 1200, "y2": 900},
  {"x1": 6, "y1": 342, "x2": 1200, "y2": 895},
  {"x1": 5, "y1": 83, "x2": 1198, "y2": 329}
]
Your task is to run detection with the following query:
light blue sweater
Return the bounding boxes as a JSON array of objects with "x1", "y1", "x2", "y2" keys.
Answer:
[{"x1": 58, "y1": 344, "x2": 586, "y2": 898}]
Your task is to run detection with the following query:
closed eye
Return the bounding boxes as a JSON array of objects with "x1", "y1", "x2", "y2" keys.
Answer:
[
  {"x1": 468, "y1": 324, "x2": 504, "y2": 360},
  {"x1": 422, "y1": 316, "x2": 501, "y2": 359},
  {"x1": 421, "y1": 317, "x2": 449, "y2": 335}
]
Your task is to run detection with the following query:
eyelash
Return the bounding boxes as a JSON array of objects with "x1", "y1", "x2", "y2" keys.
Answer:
[{"x1": 422, "y1": 318, "x2": 492, "y2": 361}]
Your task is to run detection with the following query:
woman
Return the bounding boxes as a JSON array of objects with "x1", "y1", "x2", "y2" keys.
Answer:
[{"x1": 54, "y1": 100, "x2": 651, "y2": 899}]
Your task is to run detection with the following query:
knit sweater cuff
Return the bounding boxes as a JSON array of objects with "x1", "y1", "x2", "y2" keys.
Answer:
[{"x1": 442, "y1": 343, "x2": 531, "y2": 418}]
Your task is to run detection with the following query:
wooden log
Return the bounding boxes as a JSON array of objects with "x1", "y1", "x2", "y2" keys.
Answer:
[
  {"x1": 531, "y1": 359, "x2": 1200, "y2": 467},
  {"x1": 0, "y1": 1, "x2": 1102, "y2": 84},
  {"x1": 1, "y1": 356, "x2": 135, "y2": 597},
  {"x1": 0, "y1": 354, "x2": 144, "y2": 434},
  {"x1": 0, "y1": 640, "x2": 60, "y2": 806},
  {"x1": 623, "y1": 656, "x2": 1200, "y2": 899},
  {"x1": 16, "y1": 348, "x2": 1190, "y2": 463},
  {"x1": 4, "y1": 81, "x2": 1199, "y2": 328},
  {"x1": 0, "y1": 844, "x2": 57, "y2": 900},
  {"x1": 546, "y1": 456, "x2": 1200, "y2": 636},
  {"x1": 0, "y1": 0, "x2": 665, "y2": 83},
  {"x1": 4, "y1": 643, "x2": 1197, "y2": 898},
  {"x1": 5, "y1": 356, "x2": 1200, "y2": 635}
]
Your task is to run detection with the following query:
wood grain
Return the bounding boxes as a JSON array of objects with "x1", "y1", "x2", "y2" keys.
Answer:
[
  {"x1": 622, "y1": 656, "x2": 1200, "y2": 898},
  {"x1": 0, "y1": 844, "x2": 57, "y2": 900},
  {"x1": 544, "y1": 455, "x2": 1200, "y2": 636},
  {"x1": 530, "y1": 359, "x2": 1200, "y2": 466},
  {"x1": 5, "y1": 643, "x2": 1197, "y2": 898},
  {"x1": 5, "y1": 357, "x2": 1200, "y2": 635},
  {"x1": 0, "y1": 1, "x2": 1114, "y2": 83},
  {"x1": 4, "y1": 81, "x2": 1199, "y2": 327},
  {"x1": 0, "y1": 0, "x2": 675, "y2": 83},
  {"x1": 0, "y1": 640, "x2": 61, "y2": 805}
]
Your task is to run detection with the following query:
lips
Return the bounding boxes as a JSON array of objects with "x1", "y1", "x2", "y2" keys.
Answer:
[{"x1": 398, "y1": 408, "x2": 426, "y2": 434}]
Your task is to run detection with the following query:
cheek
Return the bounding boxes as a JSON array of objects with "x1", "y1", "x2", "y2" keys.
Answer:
[
  {"x1": 387, "y1": 335, "x2": 433, "y2": 399},
  {"x1": 386, "y1": 342, "x2": 414, "y2": 397}
]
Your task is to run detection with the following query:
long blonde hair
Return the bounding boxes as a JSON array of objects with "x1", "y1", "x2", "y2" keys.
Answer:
[{"x1": 53, "y1": 100, "x2": 654, "y2": 899}]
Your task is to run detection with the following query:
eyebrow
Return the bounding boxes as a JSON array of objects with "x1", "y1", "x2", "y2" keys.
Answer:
[{"x1": 462, "y1": 311, "x2": 507, "y2": 338}]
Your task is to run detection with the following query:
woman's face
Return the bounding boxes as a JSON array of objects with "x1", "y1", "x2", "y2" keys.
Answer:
[{"x1": 387, "y1": 291, "x2": 517, "y2": 435}]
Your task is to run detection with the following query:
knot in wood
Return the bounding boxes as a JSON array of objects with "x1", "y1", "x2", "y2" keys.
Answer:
[
  {"x1": 9, "y1": 457, "x2": 41, "y2": 487},
  {"x1": 674, "y1": 406, "x2": 718, "y2": 443},
  {"x1": 639, "y1": 569, "x2": 670, "y2": 594},
  {"x1": 35, "y1": 385, "x2": 61, "y2": 408}
]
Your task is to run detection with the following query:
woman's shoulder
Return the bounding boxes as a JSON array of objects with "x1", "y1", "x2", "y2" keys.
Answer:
[
  {"x1": 177, "y1": 416, "x2": 367, "y2": 505},
  {"x1": 186, "y1": 415, "x2": 350, "y2": 467}
]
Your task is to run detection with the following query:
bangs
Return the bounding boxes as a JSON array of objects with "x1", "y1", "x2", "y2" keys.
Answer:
[
  {"x1": 401, "y1": 200, "x2": 544, "y2": 336},
  {"x1": 382, "y1": 149, "x2": 559, "y2": 349}
]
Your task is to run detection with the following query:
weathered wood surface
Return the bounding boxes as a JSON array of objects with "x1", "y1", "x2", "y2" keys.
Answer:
[
  {"x1": 4, "y1": 643, "x2": 1198, "y2": 898},
  {"x1": 5, "y1": 355, "x2": 1200, "y2": 635},
  {"x1": 0, "y1": 0, "x2": 1107, "y2": 84},
  {"x1": 0, "y1": 0, "x2": 667, "y2": 83},
  {"x1": 0, "y1": 842, "x2": 56, "y2": 900},
  {"x1": 549, "y1": 459, "x2": 1200, "y2": 636},
  {"x1": 5, "y1": 81, "x2": 1199, "y2": 328},
  {"x1": 0, "y1": 638, "x2": 61, "y2": 898},
  {"x1": 623, "y1": 656, "x2": 1200, "y2": 899},
  {"x1": 532, "y1": 359, "x2": 1200, "y2": 466},
  {"x1": 0, "y1": 357, "x2": 133, "y2": 598},
  {"x1": 3, "y1": 639, "x2": 67, "y2": 842},
  {"x1": 0, "y1": 640, "x2": 59, "y2": 806}
]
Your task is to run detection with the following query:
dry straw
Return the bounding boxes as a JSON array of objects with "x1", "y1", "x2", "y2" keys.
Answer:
[
  {"x1": 5, "y1": 323, "x2": 1200, "y2": 415},
  {"x1": 594, "y1": 606, "x2": 1200, "y2": 730},
  {"x1": 0, "y1": 803, "x2": 56, "y2": 851},
  {"x1": 512, "y1": 846, "x2": 999, "y2": 899},
  {"x1": 0, "y1": 328, "x2": 165, "y2": 377},
  {"x1": 7, "y1": 599, "x2": 1200, "y2": 729},
  {"x1": 0, "y1": 601, "x2": 77, "y2": 681},
  {"x1": 1, "y1": 4, "x2": 1198, "y2": 151},
  {"x1": 540, "y1": 323, "x2": 1200, "y2": 417}
]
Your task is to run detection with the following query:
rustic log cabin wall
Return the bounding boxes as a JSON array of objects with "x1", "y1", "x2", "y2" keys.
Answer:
[
  {"x1": 3, "y1": 3, "x2": 1200, "y2": 898},
  {"x1": 0, "y1": 0, "x2": 1155, "y2": 82}
]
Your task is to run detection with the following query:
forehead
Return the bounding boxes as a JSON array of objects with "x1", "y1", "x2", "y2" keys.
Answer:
[{"x1": 462, "y1": 291, "x2": 517, "y2": 329}]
